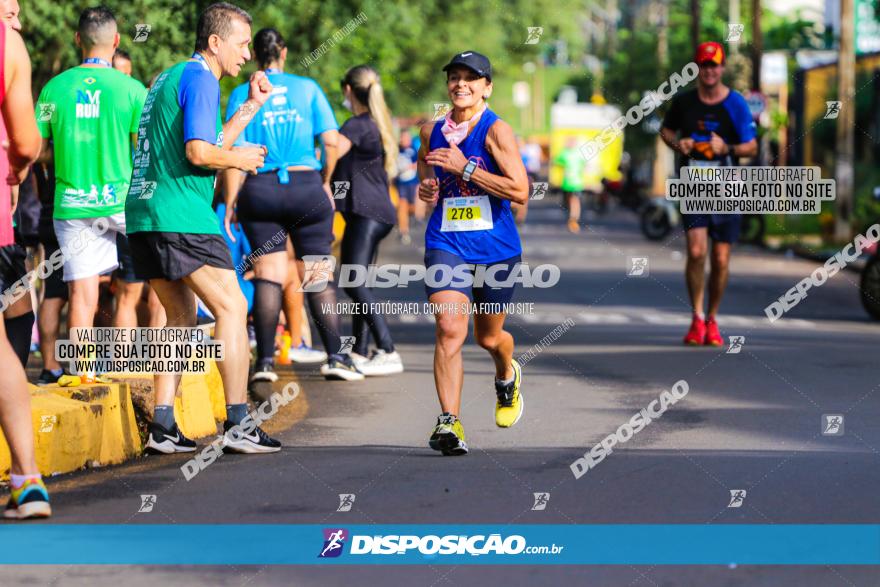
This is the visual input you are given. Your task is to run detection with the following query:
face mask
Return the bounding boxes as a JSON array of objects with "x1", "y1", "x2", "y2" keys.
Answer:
[
  {"x1": 342, "y1": 98, "x2": 352, "y2": 112},
  {"x1": 441, "y1": 104, "x2": 487, "y2": 146}
]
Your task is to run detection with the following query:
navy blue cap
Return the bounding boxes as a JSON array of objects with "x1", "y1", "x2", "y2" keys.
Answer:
[{"x1": 442, "y1": 51, "x2": 492, "y2": 81}]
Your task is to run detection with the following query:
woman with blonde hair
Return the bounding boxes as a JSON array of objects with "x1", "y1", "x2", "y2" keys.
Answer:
[{"x1": 333, "y1": 65, "x2": 403, "y2": 376}]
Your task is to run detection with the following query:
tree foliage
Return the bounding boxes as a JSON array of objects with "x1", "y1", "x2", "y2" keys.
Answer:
[
  {"x1": 20, "y1": 0, "x2": 590, "y2": 121},
  {"x1": 21, "y1": 0, "x2": 200, "y2": 89}
]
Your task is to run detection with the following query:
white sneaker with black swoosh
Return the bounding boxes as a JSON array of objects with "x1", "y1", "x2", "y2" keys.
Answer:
[
  {"x1": 145, "y1": 422, "x2": 197, "y2": 454},
  {"x1": 220, "y1": 420, "x2": 282, "y2": 454}
]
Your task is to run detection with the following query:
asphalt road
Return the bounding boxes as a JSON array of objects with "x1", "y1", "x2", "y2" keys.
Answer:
[{"x1": 5, "y1": 200, "x2": 879, "y2": 586}]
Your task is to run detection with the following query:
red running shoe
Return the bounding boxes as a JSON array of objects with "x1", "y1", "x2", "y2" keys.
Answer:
[
  {"x1": 704, "y1": 316, "x2": 723, "y2": 346},
  {"x1": 683, "y1": 314, "x2": 706, "y2": 345}
]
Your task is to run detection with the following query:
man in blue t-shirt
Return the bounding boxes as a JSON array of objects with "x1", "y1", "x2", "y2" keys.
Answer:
[{"x1": 661, "y1": 41, "x2": 757, "y2": 347}]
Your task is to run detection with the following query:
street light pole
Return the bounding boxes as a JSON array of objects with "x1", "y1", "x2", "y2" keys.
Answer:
[
  {"x1": 751, "y1": 0, "x2": 762, "y2": 90},
  {"x1": 730, "y1": 0, "x2": 740, "y2": 55},
  {"x1": 690, "y1": 0, "x2": 701, "y2": 50},
  {"x1": 835, "y1": 0, "x2": 856, "y2": 242},
  {"x1": 652, "y1": 0, "x2": 671, "y2": 197},
  {"x1": 607, "y1": 0, "x2": 618, "y2": 54},
  {"x1": 657, "y1": 0, "x2": 668, "y2": 66}
]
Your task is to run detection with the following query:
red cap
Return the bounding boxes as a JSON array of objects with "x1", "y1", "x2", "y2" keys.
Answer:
[{"x1": 695, "y1": 42, "x2": 725, "y2": 65}]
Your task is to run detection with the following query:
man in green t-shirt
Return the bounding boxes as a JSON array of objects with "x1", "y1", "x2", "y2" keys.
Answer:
[
  {"x1": 125, "y1": 3, "x2": 277, "y2": 454},
  {"x1": 554, "y1": 137, "x2": 587, "y2": 233},
  {"x1": 34, "y1": 6, "x2": 146, "y2": 346}
]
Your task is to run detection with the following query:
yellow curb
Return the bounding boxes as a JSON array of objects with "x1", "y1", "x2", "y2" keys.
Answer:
[
  {"x1": 38, "y1": 383, "x2": 310, "y2": 496},
  {"x1": 0, "y1": 387, "x2": 104, "y2": 480},
  {"x1": 204, "y1": 359, "x2": 227, "y2": 422},
  {"x1": 49, "y1": 383, "x2": 142, "y2": 464},
  {"x1": 175, "y1": 372, "x2": 219, "y2": 439},
  {"x1": 0, "y1": 359, "x2": 297, "y2": 481},
  {"x1": 104, "y1": 360, "x2": 226, "y2": 440}
]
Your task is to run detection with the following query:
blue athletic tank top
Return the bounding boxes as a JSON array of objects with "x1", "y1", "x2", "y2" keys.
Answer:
[{"x1": 425, "y1": 109, "x2": 522, "y2": 264}]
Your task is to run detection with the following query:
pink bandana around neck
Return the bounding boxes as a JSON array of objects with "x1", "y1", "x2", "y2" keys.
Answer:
[{"x1": 441, "y1": 104, "x2": 487, "y2": 146}]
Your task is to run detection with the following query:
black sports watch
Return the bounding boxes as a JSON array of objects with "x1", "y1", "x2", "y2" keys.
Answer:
[{"x1": 462, "y1": 159, "x2": 478, "y2": 182}]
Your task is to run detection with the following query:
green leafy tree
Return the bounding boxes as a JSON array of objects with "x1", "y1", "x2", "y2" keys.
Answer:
[
  {"x1": 21, "y1": 0, "x2": 197, "y2": 90},
  {"x1": 20, "y1": 0, "x2": 592, "y2": 122}
]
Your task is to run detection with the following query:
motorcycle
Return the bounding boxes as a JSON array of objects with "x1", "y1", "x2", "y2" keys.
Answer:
[
  {"x1": 640, "y1": 197, "x2": 679, "y2": 241},
  {"x1": 859, "y1": 188, "x2": 880, "y2": 319},
  {"x1": 861, "y1": 252, "x2": 880, "y2": 319},
  {"x1": 599, "y1": 162, "x2": 681, "y2": 240}
]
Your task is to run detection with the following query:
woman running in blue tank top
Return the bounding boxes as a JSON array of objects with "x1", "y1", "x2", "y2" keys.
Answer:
[{"x1": 418, "y1": 51, "x2": 529, "y2": 456}]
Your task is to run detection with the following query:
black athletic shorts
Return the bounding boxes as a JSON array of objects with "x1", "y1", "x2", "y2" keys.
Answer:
[
  {"x1": 128, "y1": 232, "x2": 234, "y2": 282},
  {"x1": 683, "y1": 214, "x2": 742, "y2": 244},
  {"x1": 37, "y1": 207, "x2": 67, "y2": 300},
  {"x1": 237, "y1": 170, "x2": 334, "y2": 260},
  {"x1": 0, "y1": 243, "x2": 28, "y2": 299},
  {"x1": 37, "y1": 206, "x2": 56, "y2": 249},
  {"x1": 113, "y1": 232, "x2": 142, "y2": 283},
  {"x1": 41, "y1": 241, "x2": 68, "y2": 300}
]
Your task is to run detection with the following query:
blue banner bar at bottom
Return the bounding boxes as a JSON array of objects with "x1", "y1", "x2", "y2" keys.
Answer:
[{"x1": 1, "y1": 525, "x2": 878, "y2": 565}]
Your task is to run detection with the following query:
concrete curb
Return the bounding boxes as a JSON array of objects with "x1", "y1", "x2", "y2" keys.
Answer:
[
  {"x1": 0, "y1": 361, "x2": 227, "y2": 480},
  {"x1": 104, "y1": 363, "x2": 227, "y2": 440},
  {"x1": 0, "y1": 383, "x2": 141, "y2": 480}
]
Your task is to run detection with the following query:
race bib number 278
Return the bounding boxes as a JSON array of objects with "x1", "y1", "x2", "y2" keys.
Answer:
[{"x1": 441, "y1": 195, "x2": 493, "y2": 232}]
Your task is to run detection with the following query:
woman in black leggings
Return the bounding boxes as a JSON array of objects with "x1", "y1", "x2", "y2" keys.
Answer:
[
  {"x1": 333, "y1": 65, "x2": 403, "y2": 376},
  {"x1": 223, "y1": 29, "x2": 363, "y2": 383}
]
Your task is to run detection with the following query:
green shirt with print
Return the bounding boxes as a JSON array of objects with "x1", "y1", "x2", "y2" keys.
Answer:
[
  {"x1": 35, "y1": 66, "x2": 146, "y2": 219},
  {"x1": 125, "y1": 62, "x2": 223, "y2": 235}
]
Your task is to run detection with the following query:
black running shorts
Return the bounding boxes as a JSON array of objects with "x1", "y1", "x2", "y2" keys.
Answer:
[
  {"x1": 128, "y1": 232, "x2": 234, "y2": 282},
  {"x1": 114, "y1": 232, "x2": 143, "y2": 283},
  {"x1": 0, "y1": 244, "x2": 28, "y2": 303}
]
